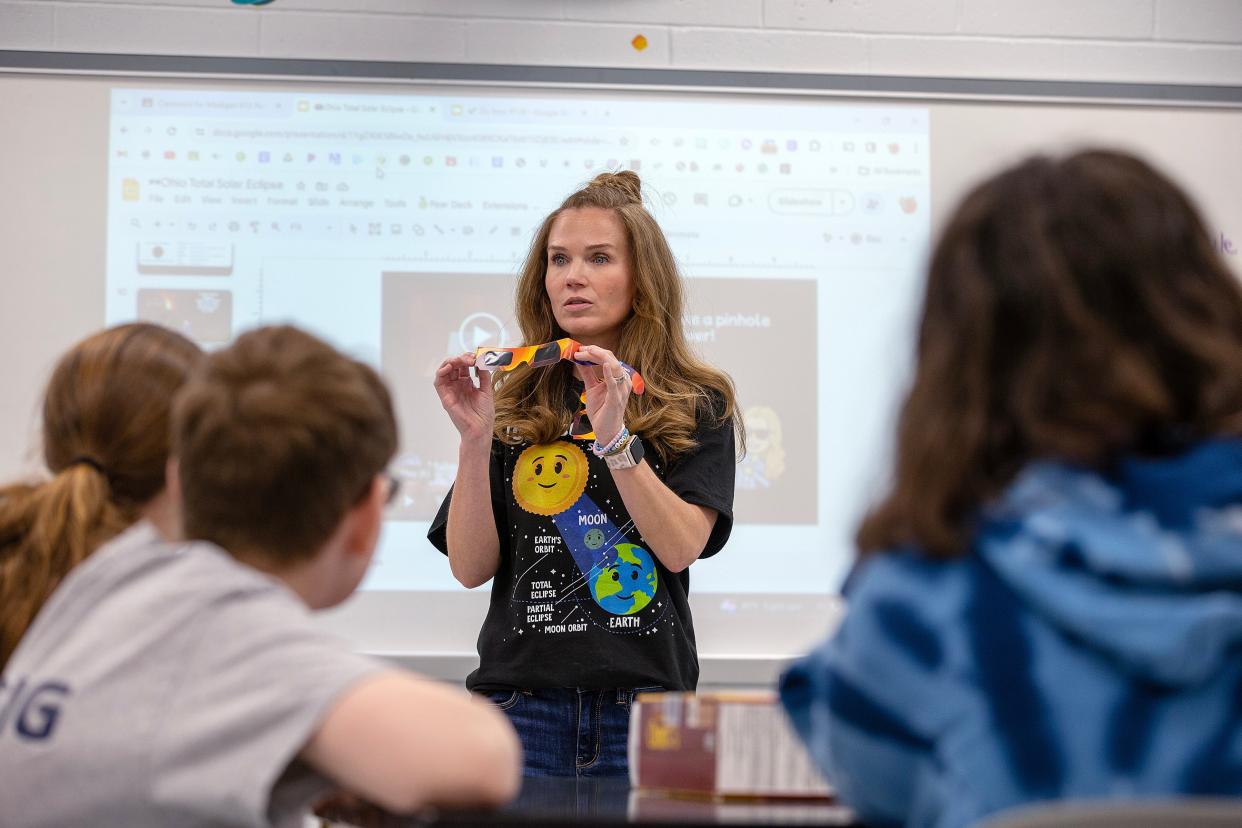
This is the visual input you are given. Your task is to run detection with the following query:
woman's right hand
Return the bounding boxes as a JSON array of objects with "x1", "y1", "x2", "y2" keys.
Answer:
[{"x1": 434, "y1": 353, "x2": 495, "y2": 441}]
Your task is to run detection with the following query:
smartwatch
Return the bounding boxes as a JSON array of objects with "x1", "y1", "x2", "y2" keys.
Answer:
[{"x1": 604, "y1": 435, "x2": 645, "y2": 470}]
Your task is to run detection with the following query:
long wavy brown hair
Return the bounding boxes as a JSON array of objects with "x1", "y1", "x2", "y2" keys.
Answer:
[
  {"x1": 494, "y1": 171, "x2": 744, "y2": 462},
  {"x1": 858, "y1": 149, "x2": 1242, "y2": 558},
  {"x1": 0, "y1": 323, "x2": 203, "y2": 667}
]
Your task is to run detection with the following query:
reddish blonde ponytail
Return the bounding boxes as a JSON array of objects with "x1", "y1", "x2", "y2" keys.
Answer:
[{"x1": 0, "y1": 324, "x2": 202, "y2": 668}]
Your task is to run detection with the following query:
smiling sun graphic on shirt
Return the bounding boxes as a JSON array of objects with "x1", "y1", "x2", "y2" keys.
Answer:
[{"x1": 513, "y1": 442, "x2": 590, "y2": 516}]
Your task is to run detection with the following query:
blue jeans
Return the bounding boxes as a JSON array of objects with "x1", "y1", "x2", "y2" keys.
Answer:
[{"x1": 480, "y1": 687, "x2": 663, "y2": 777}]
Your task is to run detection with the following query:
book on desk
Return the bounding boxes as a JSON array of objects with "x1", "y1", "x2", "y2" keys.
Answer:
[{"x1": 628, "y1": 691, "x2": 834, "y2": 800}]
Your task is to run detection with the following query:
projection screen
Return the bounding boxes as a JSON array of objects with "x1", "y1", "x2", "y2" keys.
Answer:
[{"x1": 2, "y1": 57, "x2": 1239, "y2": 684}]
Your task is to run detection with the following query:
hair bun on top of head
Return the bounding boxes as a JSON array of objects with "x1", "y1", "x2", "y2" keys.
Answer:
[{"x1": 585, "y1": 170, "x2": 643, "y2": 205}]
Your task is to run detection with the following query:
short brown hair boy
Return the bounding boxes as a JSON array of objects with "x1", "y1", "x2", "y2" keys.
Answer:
[{"x1": 173, "y1": 325, "x2": 398, "y2": 564}]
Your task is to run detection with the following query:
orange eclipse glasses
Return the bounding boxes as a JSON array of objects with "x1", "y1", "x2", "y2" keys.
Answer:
[{"x1": 474, "y1": 337, "x2": 645, "y2": 395}]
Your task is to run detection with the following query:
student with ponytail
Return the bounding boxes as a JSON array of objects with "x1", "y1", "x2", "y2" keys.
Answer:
[
  {"x1": 431, "y1": 171, "x2": 744, "y2": 776},
  {"x1": 0, "y1": 322, "x2": 203, "y2": 668}
]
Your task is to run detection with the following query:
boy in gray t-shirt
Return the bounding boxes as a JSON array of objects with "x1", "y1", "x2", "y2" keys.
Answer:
[
  {"x1": 0, "y1": 523, "x2": 377, "y2": 827},
  {"x1": 0, "y1": 326, "x2": 521, "y2": 828}
]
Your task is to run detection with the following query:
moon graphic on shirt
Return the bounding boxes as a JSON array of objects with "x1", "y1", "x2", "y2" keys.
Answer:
[{"x1": 513, "y1": 441, "x2": 590, "y2": 516}]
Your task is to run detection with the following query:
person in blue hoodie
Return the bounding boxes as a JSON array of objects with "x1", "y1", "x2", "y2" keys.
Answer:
[{"x1": 780, "y1": 149, "x2": 1242, "y2": 828}]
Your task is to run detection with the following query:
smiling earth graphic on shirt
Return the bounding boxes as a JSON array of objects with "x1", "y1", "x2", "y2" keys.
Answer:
[
  {"x1": 592, "y1": 542, "x2": 657, "y2": 615},
  {"x1": 512, "y1": 442, "x2": 659, "y2": 617}
]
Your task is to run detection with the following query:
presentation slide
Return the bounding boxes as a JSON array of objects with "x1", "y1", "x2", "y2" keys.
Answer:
[
  {"x1": 103, "y1": 87, "x2": 931, "y2": 597},
  {"x1": 2, "y1": 68, "x2": 1237, "y2": 675}
]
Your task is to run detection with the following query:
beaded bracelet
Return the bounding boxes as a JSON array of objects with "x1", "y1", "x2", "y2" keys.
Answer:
[
  {"x1": 592, "y1": 425, "x2": 629, "y2": 458},
  {"x1": 604, "y1": 434, "x2": 635, "y2": 458}
]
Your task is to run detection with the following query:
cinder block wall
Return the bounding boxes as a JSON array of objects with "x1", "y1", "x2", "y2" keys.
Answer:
[{"x1": 2, "y1": 0, "x2": 1240, "y2": 85}]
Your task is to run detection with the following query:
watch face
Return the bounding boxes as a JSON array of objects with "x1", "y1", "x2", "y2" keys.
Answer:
[
  {"x1": 605, "y1": 435, "x2": 644, "y2": 470},
  {"x1": 630, "y1": 436, "x2": 645, "y2": 464}
]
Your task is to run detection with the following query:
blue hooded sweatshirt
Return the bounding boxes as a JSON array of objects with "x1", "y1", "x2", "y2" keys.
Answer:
[{"x1": 780, "y1": 440, "x2": 1242, "y2": 827}]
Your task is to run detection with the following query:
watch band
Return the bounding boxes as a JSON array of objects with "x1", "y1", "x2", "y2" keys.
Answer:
[{"x1": 604, "y1": 434, "x2": 645, "y2": 470}]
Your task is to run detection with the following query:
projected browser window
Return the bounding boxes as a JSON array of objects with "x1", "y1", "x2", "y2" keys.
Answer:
[{"x1": 106, "y1": 88, "x2": 930, "y2": 595}]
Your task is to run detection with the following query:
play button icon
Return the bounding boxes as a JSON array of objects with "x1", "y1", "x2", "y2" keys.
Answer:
[{"x1": 457, "y1": 312, "x2": 508, "y2": 352}]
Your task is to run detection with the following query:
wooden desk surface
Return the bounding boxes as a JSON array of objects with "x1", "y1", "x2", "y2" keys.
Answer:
[{"x1": 318, "y1": 776, "x2": 857, "y2": 827}]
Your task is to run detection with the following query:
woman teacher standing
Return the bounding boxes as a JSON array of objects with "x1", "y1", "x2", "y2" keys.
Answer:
[{"x1": 431, "y1": 171, "x2": 742, "y2": 777}]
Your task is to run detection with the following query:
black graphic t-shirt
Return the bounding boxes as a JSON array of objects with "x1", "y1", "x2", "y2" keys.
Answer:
[{"x1": 428, "y1": 388, "x2": 735, "y2": 692}]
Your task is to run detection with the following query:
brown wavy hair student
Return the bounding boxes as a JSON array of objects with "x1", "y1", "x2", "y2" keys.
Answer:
[
  {"x1": 780, "y1": 149, "x2": 1242, "y2": 828},
  {"x1": 431, "y1": 171, "x2": 744, "y2": 778},
  {"x1": 0, "y1": 322, "x2": 203, "y2": 668},
  {"x1": 857, "y1": 149, "x2": 1242, "y2": 558}
]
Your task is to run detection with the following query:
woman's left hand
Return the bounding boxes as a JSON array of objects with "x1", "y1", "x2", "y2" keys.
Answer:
[{"x1": 573, "y1": 344, "x2": 633, "y2": 445}]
